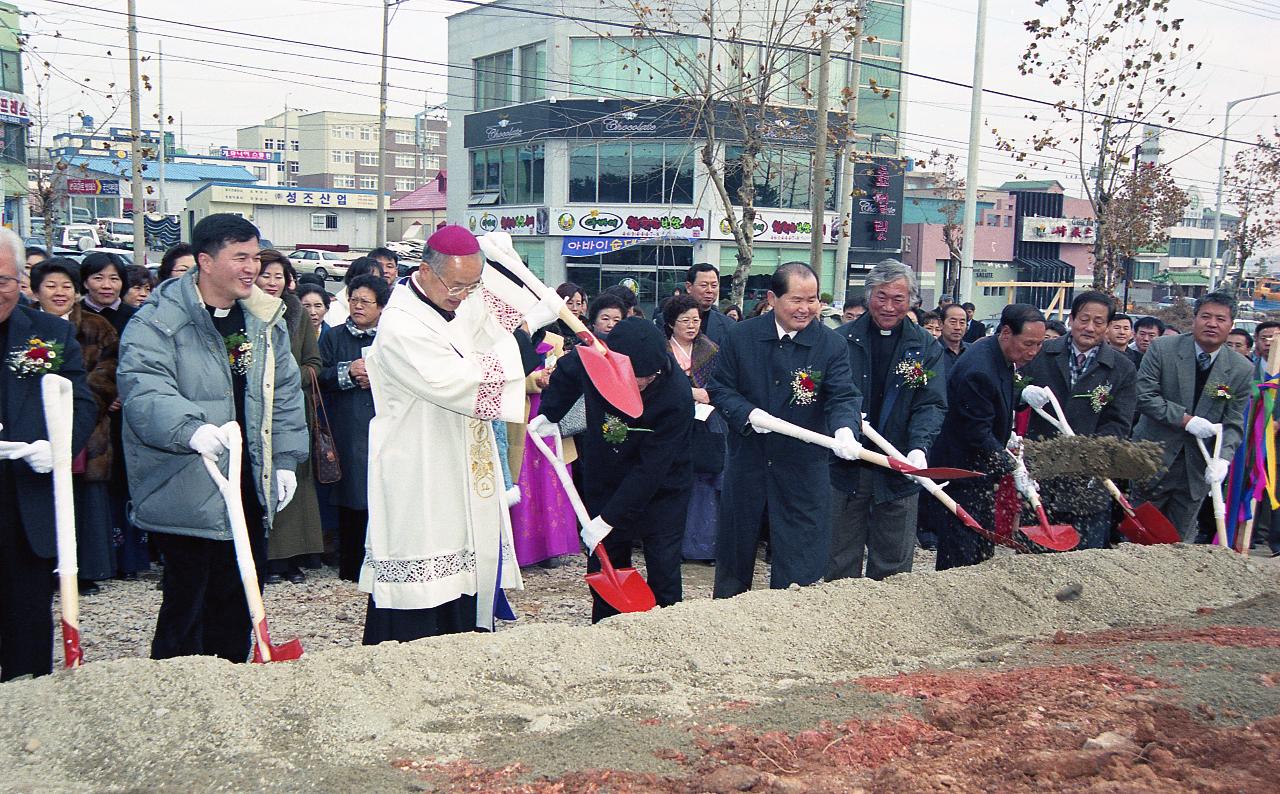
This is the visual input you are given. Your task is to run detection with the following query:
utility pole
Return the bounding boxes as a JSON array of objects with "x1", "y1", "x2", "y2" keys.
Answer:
[
  {"x1": 375, "y1": 0, "x2": 391, "y2": 243},
  {"x1": 832, "y1": 8, "x2": 865, "y2": 307},
  {"x1": 958, "y1": 0, "x2": 988, "y2": 304},
  {"x1": 1210, "y1": 90, "x2": 1280, "y2": 292},
  {"x1": 156, "y1": 42, "x2": 166, "y2": 217},
  {"x1": 127, "y1": 0, "x2": 145, "y2": 263},
  {"x1": 809, "y1": 34, "x2": 831, "y2": 278},
  {"x1": 283, "y1": 96, "x2": 290, "y2": 187}
]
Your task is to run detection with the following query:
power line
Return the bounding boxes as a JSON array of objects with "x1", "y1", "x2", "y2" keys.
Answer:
[{"x1": 32, "y1": 0, "x2": 1269, "y2": 149}]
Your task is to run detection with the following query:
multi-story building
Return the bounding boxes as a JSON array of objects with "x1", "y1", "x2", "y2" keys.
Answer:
[
  {"x1": 0, "y1": 1, "x2": 26, "y2": 230},
  {"x1": 235, "y1": 110, "x2": 447, "y2": 200},
  {"x1": 446, "y1": 0, "x2": 910, "y2": 309}
]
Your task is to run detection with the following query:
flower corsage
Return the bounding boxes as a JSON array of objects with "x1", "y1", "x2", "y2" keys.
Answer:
[
  {"x1": 224, "y1": 333, "x2": 254, "y2": 376},
  {"x1": 1205, "y1": 382, "x2": 1234, "y2": 403},
  {"x1": 7, "y1": 336, "x2": 65, "y2": 378},
  {"x1": 1073, "y1": 383, "x2": 1113, "y2": 413},
  {"x1": 894, "y1": 358, "x2": 934, "y2": 389},
  {"x1": 601, "y1": 413, "x2": 652, "y2": 445},
  {"x1": 789, "y1": 368, "x2": 823, "y2": 405}
]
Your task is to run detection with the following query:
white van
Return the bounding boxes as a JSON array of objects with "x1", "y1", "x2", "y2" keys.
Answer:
[{"x1": 96, "y1": 217, "x2": 135, "y2": 246}]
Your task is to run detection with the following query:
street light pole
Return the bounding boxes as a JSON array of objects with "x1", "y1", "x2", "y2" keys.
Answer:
[
  {"x1": 375, "y1": 0, "x2": 391, "y2": 245},
  {"x1": 958, "y1": 0, "x2": 988, "y2": 304},
  {"x1": 1209, "y1": 89, "x2": 1280, "y2": 292}
]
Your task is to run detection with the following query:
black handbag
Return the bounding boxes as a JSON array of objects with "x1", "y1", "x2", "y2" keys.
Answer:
[{"x1": 308, "y1": 368, "x2": 342, "y2": 484}]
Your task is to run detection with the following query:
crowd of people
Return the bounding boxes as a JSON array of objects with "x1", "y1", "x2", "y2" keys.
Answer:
[{"x1": 0, "y1": 214, "x2": 1263, "y2": 681}]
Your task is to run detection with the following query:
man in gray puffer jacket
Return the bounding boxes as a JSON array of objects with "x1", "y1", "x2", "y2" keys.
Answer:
[{"x1": 118, "y1": 214, "x2": 307, "y2": 662}]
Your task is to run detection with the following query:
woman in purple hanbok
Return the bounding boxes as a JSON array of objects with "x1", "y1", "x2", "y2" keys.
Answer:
[
  {"x1": 663, "y1": 295, "x2": 726, "y2": 561},
  {"x1": 507, "y1": 332, "x2": 581, "y2": 567}
]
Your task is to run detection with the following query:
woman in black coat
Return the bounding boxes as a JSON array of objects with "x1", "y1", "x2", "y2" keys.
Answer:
[
  {"x1": 319, "y1": 274, "x2": 387, "y2": 581},
  {"x1": 538, "y1": 318, "x2": 695, "y2": 622}
]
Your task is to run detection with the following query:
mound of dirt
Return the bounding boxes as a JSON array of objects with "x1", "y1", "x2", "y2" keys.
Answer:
[
  {"x1": 1024, "y1": 436, "x2": 1166, "y2": 481},
  {"x1": 0, "y1": 545, "x2": 1274, "y2": 792}
]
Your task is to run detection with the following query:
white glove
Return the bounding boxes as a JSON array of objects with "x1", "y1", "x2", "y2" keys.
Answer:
[
  {"x1": 1204, "y1": 458, "x2": 1229, "y2": 486},
  {"x1": 1012, "y1": 464, "x2": 1036, "y2": 498},
  {"x1": 0, "y1": 439, "x2": 53, "y2": 474},
  {"x1": 1185, "y1": 416, "x2": 1220, "y2": 440},
  {"x1": 832, "y1": 426, "x2": 863, "y2": 462},
  {"x1": 276, "y1": 469, "x2": 297, "y2": 511},
  {"x1": 905, "y1": 449, "x2": 927, "y2": 469},
  {"x1": 527, "y1": 414, "x2": 558, "y2": 437},
  {"x1": 747, "y1": 408, "x2": 774, "y2": 434},
  {"x1": 1020, "y1": 385, "x2": 1051, "y2": 410},
  {"x1": 1006, "y1": 433, "x2": 1023, "y2": 452},
  {"x1": 581, "y1": 515, "x2": 613, "y2": 550},
  {"x1": 523, "y1": 292, "x2": 566, "y2": 332},
  {"x1": 188, "y1": 423, "x2": 230, "y2": 460},
  {"x1": 504, "y1": 485, "x2": 522, "y2": 507}
]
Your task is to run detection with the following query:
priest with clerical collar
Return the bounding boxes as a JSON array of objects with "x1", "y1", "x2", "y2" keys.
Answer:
[{"x1": 359, "y1": 225, "x2": 564, "y2": 643}]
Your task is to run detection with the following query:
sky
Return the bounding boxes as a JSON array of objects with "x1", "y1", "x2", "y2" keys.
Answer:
[{"x1": 16, "y1": 0, "x2": 1280, "y2": 217}]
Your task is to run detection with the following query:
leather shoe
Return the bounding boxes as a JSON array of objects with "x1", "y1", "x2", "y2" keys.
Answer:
[
  {"x1": 287, "y1": 571, "x2": 306, "y2": 584},
  {"x1": 264, "y1": 572, "x2": 284, "y2": 585},
  {"x1": 79, "y1": 579, "x2": 101, "y2": 596}
]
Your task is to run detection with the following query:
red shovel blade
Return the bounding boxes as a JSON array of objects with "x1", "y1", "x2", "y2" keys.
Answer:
[
  {"x1": 885, "y1": 457, "x2": 985, "y2": 479},
  {"x1": 62, "y1": 620, "x2": 83, "y2": 669},
  {"x1": 586, "y1": 544, "x2": 656, "y2": 614},
  {"x1": 250, "y1": 617, "x2": 305, "y2": 663},
  {"x1": 1119, "y1": 502, "x2": 1180, "y2": 545},
  {"x1": 576, "y1": 335, "x2": 644, "y2": 419},
  {"x1": 1021, "y1": 505, "x2": 1080, "y2": 552}
]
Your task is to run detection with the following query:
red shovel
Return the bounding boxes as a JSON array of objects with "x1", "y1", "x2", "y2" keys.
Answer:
[
  {"x1": 1006, "y1": 445, "x2": 1080, "y2": 551},
  {"x1": 526, "y1": 428, "x2": 656, "y2": 613},
  {"x1": 41, "y1": 375, "x2": 83, "y2": 668},
  {"x1": 478, "y1": 232, "x2": 644, "y2": 418},
  {"x1": 202, "y1": 423, "x2": 304, "y2": 663}
]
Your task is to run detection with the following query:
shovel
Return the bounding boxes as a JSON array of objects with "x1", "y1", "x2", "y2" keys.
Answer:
[
  {"x1": 40, "y1": 376, "x2": 83, "y2": 668},
  {"x1": 1030, "y1": 392, "x2": 1179, "y2": 545},
  {"x1": 1006, "y1": 441, "x2": 1081, "y2": 552},
  {"x1": 478, "y1": 232, "x2": 644, "y2": 418},
  {"x1": 1195, "y1": 425, "x2": 1231, "y2": 549},
  {"x1": 859, "y1": 422, "x2": 1031, "y2": 552},
  {"x1": 749, "y1": 411, "x2": 985, "y2": 480},
  {"x1": 201, "y1": 422, "x2": 304, "y2": 663},
  {"x1": 525, "y1": 428, "x2": 656, "y2": 614}
]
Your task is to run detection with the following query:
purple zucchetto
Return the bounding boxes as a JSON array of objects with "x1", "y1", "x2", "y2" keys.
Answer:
[{"x1": 427, "y1": 224, "x2": 480, "y2": 256}]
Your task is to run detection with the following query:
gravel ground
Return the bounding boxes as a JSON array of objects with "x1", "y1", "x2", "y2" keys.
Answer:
[
  {"x1": 67, "y1": 547, "x2": 941, "y2": 663},
  {"x1": 4, "y1": 545, "x2": 1275, "y2": 792}
]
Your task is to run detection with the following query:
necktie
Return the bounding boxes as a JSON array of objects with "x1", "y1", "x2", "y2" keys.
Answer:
[
  {"x1": 1076, "y1": 352, "x2": 1086, "y2": 370},
  {"x1": 1197, "y1": 351, "x2": 1211, "y2": 372}
]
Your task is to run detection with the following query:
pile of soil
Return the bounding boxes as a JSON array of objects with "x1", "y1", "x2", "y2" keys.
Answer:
[
  {"x1": 0, "y1": 545, "x2": 1274, "y2": 792},
  {"x1": 1024, "y1": 436, "x2": 1166, "y2": 481}
]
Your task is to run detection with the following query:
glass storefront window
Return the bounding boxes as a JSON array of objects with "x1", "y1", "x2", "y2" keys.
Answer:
[
  {"x1": 597, "y1": 143, "x2": 630, "y2": 204},
  {"x1": 630, "y1": 143, "x2": 664, "y2": 204},
  {"x1": 724, "y1": 146, "x2": 836, "y2": 211},
  {"x1": 665, "y1": 144, "x2": 695, "y2": 204},
  {"x1": 568, "y1": 142, "x2": 695, "y2": 205},
  {"x1": 569, "y1": 145, "x2": 597, "y2": 203},
  {"x1": 569, "y1": 36, "x2": 697, "y2": 99},
  {"x1": 470, "y1": 144, "x2": 544, "y2": 205},
  {"x1": 475, "y1": 50, "x2": 515, "y2": 110}
]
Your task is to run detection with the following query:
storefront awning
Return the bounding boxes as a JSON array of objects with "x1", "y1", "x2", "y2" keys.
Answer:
[{"x1": 561, "y1": 235, "x2": 695, "y2": 258}]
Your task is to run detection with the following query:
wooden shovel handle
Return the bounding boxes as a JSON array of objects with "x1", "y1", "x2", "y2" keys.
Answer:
[{"x1": 753, "y1": 412, "x2": 893, "y2": 468}]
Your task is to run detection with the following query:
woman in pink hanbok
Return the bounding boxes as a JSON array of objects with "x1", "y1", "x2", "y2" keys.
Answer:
[{"x1": 507, "y1": 331, "x2": 580, "y2": 567}]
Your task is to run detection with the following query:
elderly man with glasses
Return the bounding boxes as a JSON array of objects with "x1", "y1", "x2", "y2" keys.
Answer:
[{"x1": 358, "y1": 225, "x2": 564, "y2": 644}]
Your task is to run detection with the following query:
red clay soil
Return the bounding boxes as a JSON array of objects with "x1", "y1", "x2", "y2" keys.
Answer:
[
  {"x1": 399, "y1": 634, "x2": 1280, "y2": 793},
  {"x1": 1048, "y1": 624, "x2": 1280, "y2": 649}
]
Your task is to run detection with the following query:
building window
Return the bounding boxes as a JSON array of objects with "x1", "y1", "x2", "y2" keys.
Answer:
[
  {"x1": 395, "y1": 153, "x2": 416, "y2": 169},
  {"x1": 423, "y1": 155, "x2": 441, "y2": 171},
  {"x1": 263, "y1": 138, "x2": 275, "y2": 150},
  {"x1": 520, "y1": 41, "x2": 547, "y2": 102},
  {"x1": 569, "y1": 35, "x2": 696, "y2": 98},
  {"x1": 0, "y1": 50, "x2": 21, "y2": 93},
  {"x1": 286, "y1": 180, "x2": 298, "y2": 188},
  {"x1": 420, "y1": 132, "x2": 440, "y2": 150},
  {"x1": 291, "y1": 140, "x2": 299, "y2": 151},
  {"x1": 475, "y1": 49, "x2": 515, "y2": 110},
  {"x1": 311, "y1": 212, "x2": 338, "y2": 231},
  {"x1": 276, "y1": 163, "x2": 285, "y2": 172},
  {"x1": 359, "y1": 176, "x2": 378, "y2": 190},
  {"x1": 252, "y1": 166, "x2": 267, "y2": 181},
  {"x1": 395, "y1": 178, "x2": 416, "y2": 192},
  {"x1": 359, "y1": 151, "x2": 378, "y2": 166},
  {"x1": 331, "y1": 150, "x2": 344, "y2": 165},
  {"x1": 0, "y1": 123, "x2": 25, "y2": 165},
  {"x1": 360, "y1": 127, "x2": 373, "y2": 141},
  {"x1": 395, "y1": 130, "x2": 414, "y2": 145},
  {"x1": 289, "y1": 161, "x2": 300, "y2": 174},
  {"x1": 334, "y1": 175, "x2": 356, "y2": 188},
  {"x1": 330, "y1": 127, "x2": 342, "y2": 139},
  {"x1": 569, "y1": 142, "x2": 694, "y2": 205},
  {"x1": 343, "y1": 126, "x2": 355, "y2": 139},
  {"x1": 470, "y1": 144, "x2": 544, "y2": 205},
  {"x1": 981, "y1": 286, "x2": 1008, "y2": 297},
  {"x1": 723, "y1": 145, "x2": 836, "y2": 210}
]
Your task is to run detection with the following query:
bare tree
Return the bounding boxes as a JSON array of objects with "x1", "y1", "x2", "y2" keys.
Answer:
[
  {"x1": 913, "y1": 149, "x2": 966, "y2": 300},
  {"x1": 1221, "y1": 130, "x2": 1280, "y2": 295},
  {"x1": 995, "y1": 0, "x2": 1201, "y2": 293},
  {"x1": 618, "y1": 0, "x2": 872, "y2": 307}
]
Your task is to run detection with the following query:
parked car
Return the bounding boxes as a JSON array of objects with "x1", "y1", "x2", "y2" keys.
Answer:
[
  {"x1": 60, "y1": 223, "x2": 102, "y2": 249},
  {"x1": 96, "y1": 217, "x2": 135, "y2": 247},
  {"x1": 82, "y1": 247, "x2": 143, "y2": 266},
  {"x1": 287, "y1": 249, "x2": 351, "y2": 281}
]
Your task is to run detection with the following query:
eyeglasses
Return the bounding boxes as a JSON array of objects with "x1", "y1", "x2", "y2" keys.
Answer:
[
  {"x1": 675, "y1": 317, "x2": 701, "y2": 326},
  {"x1": 348, "y1": 297, "x2": 379, "y2": 307},
  {"x1": 426, "y1": 266, "x2": 482, "y2": 298},
  {"x1": 0, "y1": 275, "x2": 19, "y2": 291}
]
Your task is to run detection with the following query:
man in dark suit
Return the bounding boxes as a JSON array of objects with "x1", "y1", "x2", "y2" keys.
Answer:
[
  {"x1": 939, "y1": 302, "x2": 969, "y2": 376},
  {"x1": 1131, "y1": 292, "x2": 1254, "y2": 541},
  {"x1": 829, "y1": 259, "x2": 946, "y2": 580},
  {"x1": 961, "y1": 302, "x2": 987, "y2": 343},
  {"x1": 0, "y1": 231, "x2": 95, "y2": 681},
  {"x1": 1020, "y1": 291, "x2": 1137, "y2": 548},
  {"x1": 709, "y1": 262, "x2": 862, "y2": 596},
  {"x1": 1107, "y1": 313, "x2": 1142, "y2": 368},
  {"x1": 932, "y1": 303, "x2": 1046, "y2": 570},
  {"x1": 684, "y1": 263, "x2": 735, "y2": 345}
]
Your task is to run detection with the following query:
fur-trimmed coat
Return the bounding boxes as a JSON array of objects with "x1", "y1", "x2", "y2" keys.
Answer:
[{"x1": 68, "y1": 304, "x2": 119, "y2": 482}]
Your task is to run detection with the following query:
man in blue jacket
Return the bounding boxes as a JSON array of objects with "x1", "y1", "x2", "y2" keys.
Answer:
[
  {"x1": 709, "y1": 262, "x2": 862, "y2": 596},
  {"x1": 0, "y1": 228, "x2": 96, "y2": 680},
  {"x1": 118, "y1": 214, "x2": 308, "y2": 663},
  {"x1": 829, "y1": 260, "x2": 946, "y2": 581}
]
